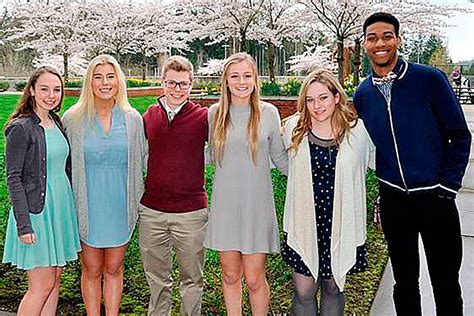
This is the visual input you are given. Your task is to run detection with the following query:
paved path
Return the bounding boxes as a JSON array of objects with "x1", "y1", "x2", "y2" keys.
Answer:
[{"x1": 370, "y1": 236, "x2": 474, "y2": 315}]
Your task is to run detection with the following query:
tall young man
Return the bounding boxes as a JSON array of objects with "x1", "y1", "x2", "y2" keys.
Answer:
[
  {"x1": 354, "y1": 12, "x2": 471, "y2": 315},
  {"x1": 139, "y1": 56, "x2": 208, "y2": 315}
]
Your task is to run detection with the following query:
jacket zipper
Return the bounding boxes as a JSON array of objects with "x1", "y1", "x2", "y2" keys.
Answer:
[{"x1": 385, "y1": 96, "x2": 409, "y2": 192}]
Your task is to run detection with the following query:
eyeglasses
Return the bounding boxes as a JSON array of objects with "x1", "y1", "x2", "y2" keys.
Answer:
[{"x1": 164, "y1": 80, "x2": 192, "y2": 89}]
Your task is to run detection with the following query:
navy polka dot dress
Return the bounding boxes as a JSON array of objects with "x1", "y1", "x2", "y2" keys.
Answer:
[{"x1": 282, "y1": 131, "x2": 367, "y2": 279}]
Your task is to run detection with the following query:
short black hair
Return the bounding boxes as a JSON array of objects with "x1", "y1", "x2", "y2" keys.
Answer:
[{"x1": 363, "y1": 12, "x2": 400, "y2": 37}]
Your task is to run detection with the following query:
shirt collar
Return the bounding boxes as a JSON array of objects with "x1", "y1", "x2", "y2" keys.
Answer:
[
  {"x1": 162, "y1": 99, "x2": 187, "y2": 116},
  {"x1": 372, "y1": 58, "x2": 405, "y2": 78}
]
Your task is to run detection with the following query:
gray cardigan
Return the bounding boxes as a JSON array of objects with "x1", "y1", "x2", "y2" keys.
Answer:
[
  {"x1": 62, "y1": 107, "x2": 146, "y2": 241},
  {"x1": 5, "y1": 113, "x2": 71, "y2": 236}
]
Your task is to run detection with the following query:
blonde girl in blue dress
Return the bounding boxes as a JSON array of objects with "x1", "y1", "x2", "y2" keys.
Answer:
[
  {"x1": 2, "y1": 66, "x2": 81, "y2": 315},
  {"x1": 62, "y1": 55, "x2": 146, "y2": 315}
]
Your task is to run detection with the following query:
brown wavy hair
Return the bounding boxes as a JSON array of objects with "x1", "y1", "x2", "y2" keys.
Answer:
[
  {"x1": 289, "y1": 69, "x2": 357, "y2": 154},
  {"x1": 6, "y1": 65, "x2": 64, "y2": 127},
  {"x1": 211, "y1": 52, "x2": 261, "y2": 164}
]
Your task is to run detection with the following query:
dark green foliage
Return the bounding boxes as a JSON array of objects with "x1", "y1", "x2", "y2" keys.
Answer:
[
  {"x1": 64, "y1": 80, "x2": 83, "y2": 88},
  {"x1": 14, "y1": 81, "x2": 26, "y2": 91},
  {"x1": 0, "y1": 95, "x2": 387, "y2": 314},
  {"x1": 0, "y1": 82, "x2": 10, "y2": 91},
  {"x1": 401, "y1": 34, "x2": 445, "y2": 65},
  {"x1": 261, "y1": 80, "x2": 282, "y2": 96}
]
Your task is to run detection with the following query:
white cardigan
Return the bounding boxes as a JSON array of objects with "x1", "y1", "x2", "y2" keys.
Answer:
[{"x1": 283, "y1": 115, "x2": 375, "y2": 291}]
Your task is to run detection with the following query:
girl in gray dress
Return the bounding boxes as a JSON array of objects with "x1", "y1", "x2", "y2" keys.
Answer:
[{"x1": 205, "y1": 53, "x2": 287, "y2": 314}]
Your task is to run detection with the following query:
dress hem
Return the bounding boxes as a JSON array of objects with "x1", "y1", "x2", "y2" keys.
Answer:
[
  {"x1": 2, "y1": 252, "x2": 80, "y2": 271},
  {"x1": 80, "y1": 233, "x2": 132, "y2": 249},
  {"x1": 204, "y1": 245, "x2": 279, "y2": 255}
]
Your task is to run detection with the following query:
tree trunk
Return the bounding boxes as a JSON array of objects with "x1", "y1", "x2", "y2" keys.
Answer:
[
  {"x1": 353, "y1": 38, "x2": 362, "y2": 86},
  {"x1": 63, "y1": 52, "x2": 69, "y2": 83},
  {"x1": 197, "y1": 48, "x2": 204, "y2": 69},
  {"x1": 141, "y1": 52, "x2": 146, "y2": 81},
  {"x1": 337, "y1": 38, "x2": 344, "y2": 83},
  {"x1": 240, "y1": 30, "x2": 246, "y2": 52},
  {"x1": 267, "y1": 41, "x2": 276, "y2": 81}
]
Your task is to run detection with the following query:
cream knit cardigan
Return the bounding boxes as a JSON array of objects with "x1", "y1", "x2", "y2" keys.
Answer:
[
  {"x1": 283, "y1": 114, "x2": 375, "y2": 291},
  {"x1": 62, "y1": 107, "x2": 147, "y2": 241}
]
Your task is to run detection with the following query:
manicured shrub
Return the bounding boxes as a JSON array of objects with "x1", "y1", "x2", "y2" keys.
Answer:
[
  {"x1": 126, "y1": 78, "x2": 159, "y2": 88},
  {"x1": 65, "y1": 80, "x2": 82, "y2": 88},
  {"x1": 261, "y1": 80, "x2": 282, "y2": 96},
  {"x1": 14, "y1": 81, "x2": 27, "y2": 91},
  {"x1": 0, "y1": 81, "x2": 10, "y2": 91}
]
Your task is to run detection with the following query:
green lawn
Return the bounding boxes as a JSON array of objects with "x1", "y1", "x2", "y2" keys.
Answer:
[{"x1": 0, "y1": 94, "x2": 387, "y2": 314}]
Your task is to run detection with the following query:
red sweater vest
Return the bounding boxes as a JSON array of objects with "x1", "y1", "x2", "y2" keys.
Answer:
[{"x1": 141, "y1": 97, "x2": 208, "y2": 212}]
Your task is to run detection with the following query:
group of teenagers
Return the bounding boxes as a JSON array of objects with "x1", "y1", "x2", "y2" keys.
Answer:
[{"x1": 2, "y1": 12, "x2": 471, "y2": 316}]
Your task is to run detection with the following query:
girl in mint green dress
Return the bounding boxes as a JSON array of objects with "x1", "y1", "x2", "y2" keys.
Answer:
[{"x1": 2, "y1": 66, "x2": 81, "y2": 315}]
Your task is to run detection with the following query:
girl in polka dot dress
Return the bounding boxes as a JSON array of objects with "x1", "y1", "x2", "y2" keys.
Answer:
[{"x1": 282, "y1": 69, "x2": 375, "y2": 315}]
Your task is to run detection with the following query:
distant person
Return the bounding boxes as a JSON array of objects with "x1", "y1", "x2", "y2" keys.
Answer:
[
  {"x1": 62, "y1": 54, "x2": 146, "y2": 315},
  {"x1": 452, "y1": 65, "x2": 462, "y2": 86},
  {"x1": 205, "y1": 52, "x2": 288, "y2": 314},
  {"x1": 282, "y1": 69, "x2": 374, "y2": 315},
  {"x1": 354, "y1": 12, "x2": 471, "y2": 315},
  {"x1": 3, "y1": 66, "x2": 81, "y2": 315},
  {"x1": 139, "y1": 56, "x2": 208, "y2": 315}
]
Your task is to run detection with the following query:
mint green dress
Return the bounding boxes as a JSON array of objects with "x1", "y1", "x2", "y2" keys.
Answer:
[{"x1": 2, "y1": 124, "x2": 81, "y2": 270}]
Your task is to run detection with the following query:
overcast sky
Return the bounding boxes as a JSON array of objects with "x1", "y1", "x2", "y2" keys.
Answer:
[{"x1": 429, "y1": 0, "x2": 473, "y2": 62}]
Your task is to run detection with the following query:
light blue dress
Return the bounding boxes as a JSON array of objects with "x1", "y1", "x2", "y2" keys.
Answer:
[
  {"x1": 83, "y1": 106, "x2": 129, "y2": 248},
  {"x1": 3, "y1": 124, "x2": 81, "y2": 270}
]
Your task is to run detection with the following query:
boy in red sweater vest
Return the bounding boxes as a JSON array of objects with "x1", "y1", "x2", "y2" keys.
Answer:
[{"x1": 139, "y1": 56, "x2": 208, "y2": 315}]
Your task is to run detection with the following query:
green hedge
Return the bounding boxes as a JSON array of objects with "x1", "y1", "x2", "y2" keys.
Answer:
[
  {"x1": 14, "y1": 81, "x2": 27, "y2": 91},
  {"x1": 0, "y1": 81, "x2": 10, "y2": 91}
]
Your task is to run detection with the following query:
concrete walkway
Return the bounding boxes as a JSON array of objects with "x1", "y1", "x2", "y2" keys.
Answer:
[{"x1": 370, "y1": 236, "x2": 474, "y2": 315}]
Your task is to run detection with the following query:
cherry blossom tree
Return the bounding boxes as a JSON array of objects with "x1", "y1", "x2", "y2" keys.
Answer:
[
  {"x1": 255, "y1": 0, "x2": 307, "y2": 80},
  {"x1": 197, "y1": 58, "x2": 226, "y2": 75},
  {"x1": 296, "y1": 0, "x2": 374, "y2": 82},
  {"x1": 182, "y1": 0, "x2": 265, "y2": 53},
  {"x1": 127, "y1": 4, "x2": 192, "y2": 79},
  {"x1": 87, "y1": 2, "x2": 140, "y2": 60},
  {"x1": 7, "y1": 0, "x2": 91, "y2": 82},
  {"x1": 286, "y1": 45, "x2": 336, "y2": 74}
]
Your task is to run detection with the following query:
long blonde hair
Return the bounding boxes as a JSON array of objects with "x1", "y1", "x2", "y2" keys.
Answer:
[
  {"x1": 67, "y1": 54, "x2": 133, "y2": 123},
  {"x1": 212, "y1": 52, "x2": 261, "y2": 164},
  {"x1": 289, "y1": 69, "x2": 357, "y2": 154}
]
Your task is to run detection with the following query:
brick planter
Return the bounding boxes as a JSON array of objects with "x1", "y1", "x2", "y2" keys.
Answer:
[{"x1": 191, "y1": 95, "x2": 298, "y2": 119}]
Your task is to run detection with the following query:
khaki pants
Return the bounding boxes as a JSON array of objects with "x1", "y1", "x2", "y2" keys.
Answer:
[{"x1": 138, "y1": 204, "x2": 208, "y2": 316}]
